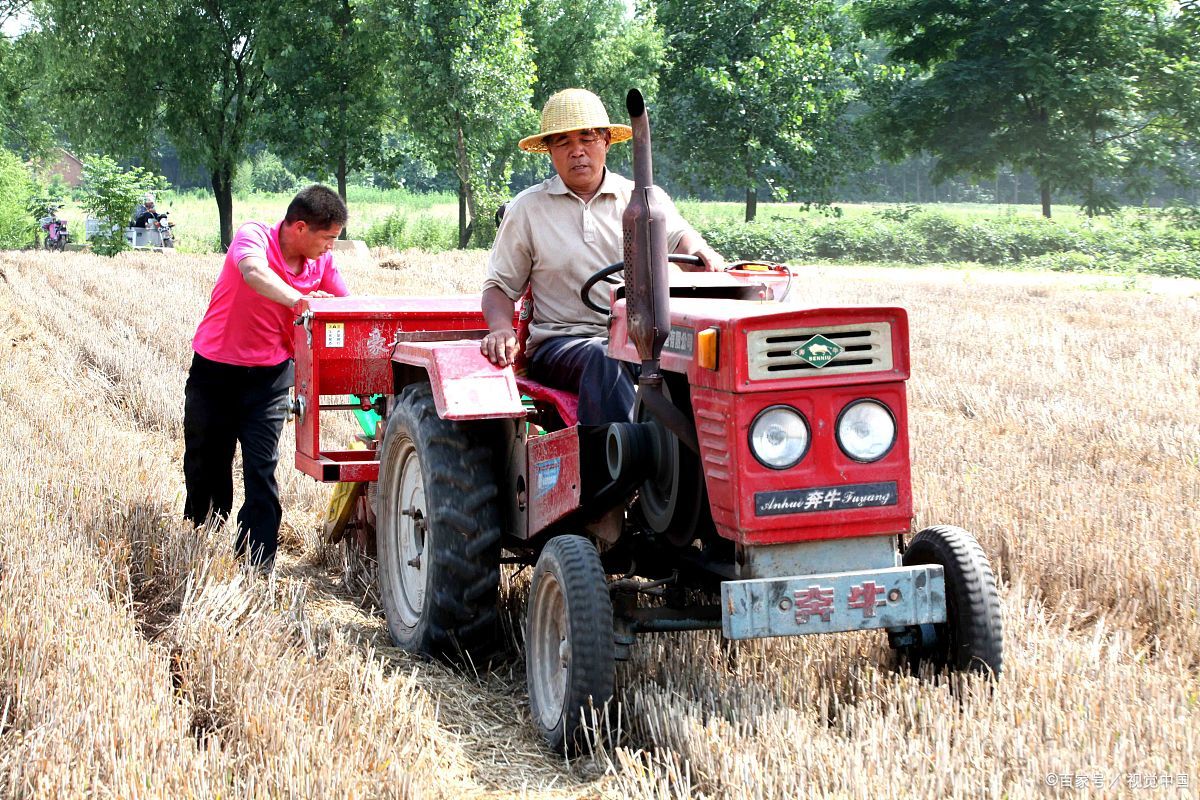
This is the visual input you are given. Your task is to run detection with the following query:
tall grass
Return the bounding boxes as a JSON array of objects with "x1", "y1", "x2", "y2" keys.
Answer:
[{"x1": 1, "y1": 249, "x2": 1196, "y2": 797}]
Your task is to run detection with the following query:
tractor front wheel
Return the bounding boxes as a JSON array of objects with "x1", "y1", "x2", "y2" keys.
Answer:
[
  {"x1": 376, "y1": 382, "x2": 502, "y2": 663},
  {"x1": 899, "y1": 525, "x2": 1003, "y2": 676},
  {"x1": 526, "y1": 535, "x2": 615, "y2": 754}
]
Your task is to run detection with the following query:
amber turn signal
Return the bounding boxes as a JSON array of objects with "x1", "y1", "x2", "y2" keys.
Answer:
[{"x1": 697, "y1": 327, "x2": 719, "y2": 370}]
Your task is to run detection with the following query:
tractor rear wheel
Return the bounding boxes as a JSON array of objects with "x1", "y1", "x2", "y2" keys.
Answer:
[
  {"x1": 899, "y1": 525, "x2": 1003, "y2": 676},
  {"x1": 526, "y1": 535, "x2": 615, "y2": 754},
  {"x1": 376, "y1": 382, "x2": 502, "y2": 663}
]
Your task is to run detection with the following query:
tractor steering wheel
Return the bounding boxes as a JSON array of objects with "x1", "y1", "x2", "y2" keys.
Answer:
[{"x1": 580, "y1": 254, "x2": 704, "y2": 314}]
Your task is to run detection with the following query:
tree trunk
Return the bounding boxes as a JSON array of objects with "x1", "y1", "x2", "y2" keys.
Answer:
[
  {"x1": 454, "y1": 122, "x2": 475, "y2": 248},
  {"x1": 1040, "y1": 181, "x2": 1052, "y2": 219},
  {"x1": 458, "y1": 183, "x2": 468, "y2": 249},
  {"x1": 212, "y1": 166, "x2": 234, "y2": 252},
  {"x1": 745, "y1": 187, "x2": 757, "y2": 222},
  {"x1": 337, "y1": 151, "x2": 348, "y2": 239}
]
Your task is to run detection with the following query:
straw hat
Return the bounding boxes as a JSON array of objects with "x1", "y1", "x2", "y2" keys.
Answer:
[{"x1": 518, "y1": 88, "x2": 633, "y2": 153}]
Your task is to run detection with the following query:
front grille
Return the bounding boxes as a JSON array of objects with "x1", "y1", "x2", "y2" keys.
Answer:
[{"x1": 747, "y1": 322, "x2": 893, "y2": 380}]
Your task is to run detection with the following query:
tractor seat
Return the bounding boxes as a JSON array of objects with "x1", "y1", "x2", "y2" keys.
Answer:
[
  {"x1": 512, "y1": 287, "x2": 580, "y2": 428},
  {"x1": 514, "y1": 377, "x2": 580, "y2": 428}
]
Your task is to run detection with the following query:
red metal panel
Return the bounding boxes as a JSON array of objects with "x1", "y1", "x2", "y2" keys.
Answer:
[
  {"x1": 694, "y1": 382, "x2": 913, "y2": 545},
  {"x1": 292, "y1": 296, "x2": 491, "y2": 483},
  {"x1": 295, "y1": 452, "x2": 380, "y2": 483},
  {"x1": 607, "y1": 300, "x2": 910, "y2": 394},
  {"x1": 391, "y1": 340, "x2": 525, "y2": 420},
  {"x1": 526, "y1": 428, "x2": 582, "y2": 535}
]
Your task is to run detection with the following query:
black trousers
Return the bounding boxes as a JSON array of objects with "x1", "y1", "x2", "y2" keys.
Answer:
[
  {"x1": 530, "y1": 336, "x2": 637, "y2": 425},
  {"x1": 183, "y1": 353, "x2": 293, "y2": 567}
]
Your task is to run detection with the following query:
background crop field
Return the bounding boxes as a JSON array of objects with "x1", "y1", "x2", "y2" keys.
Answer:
[{"x1": 0, "y1": 250, "x2": 1197, "y2": 798}]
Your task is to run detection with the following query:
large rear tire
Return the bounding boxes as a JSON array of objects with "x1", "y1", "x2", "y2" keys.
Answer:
[
  {"x1": 899, "y1": 525, "x2": 1003, "y2": 676},
  {"x1": 376, "y1": 382, "x2": 502, "y2": 663},
  {"x1": 526, "y1": 535, "x2": 615, "y2": 754}
]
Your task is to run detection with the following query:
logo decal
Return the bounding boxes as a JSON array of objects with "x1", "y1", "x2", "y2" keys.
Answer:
[
  {"x1": 366, "y1": 327, "x2": 388, "y2": 358},
  {"x1": 792, "y1": 334, "x2": 842, "y2": 368},
  {"x1": 755, "y1": 482, "x2": 898, "y2": 516},
  {"x1": 534, "y1": 457, "x2": 562, "y2": 499},
  {"x1": 663, "y1": 325, "x2": 695, "y2": 356}
]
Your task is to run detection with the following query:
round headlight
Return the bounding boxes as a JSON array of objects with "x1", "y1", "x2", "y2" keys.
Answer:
[
  {"x1": 749, "y1": 406, "x2": 810, "y2": 469},
  {"x1": 837, "y1": 400, "x2": 896, "y2": 462}
]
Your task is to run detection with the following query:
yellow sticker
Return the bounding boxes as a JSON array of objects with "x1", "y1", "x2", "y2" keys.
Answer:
[{"x1": 325, "y1": 322, "x2": 345, "y2": 348}]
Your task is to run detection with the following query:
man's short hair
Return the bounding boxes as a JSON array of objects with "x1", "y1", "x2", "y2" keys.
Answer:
[{"x1": 285, "y1": 185, "x2": 348, "y2": 230}]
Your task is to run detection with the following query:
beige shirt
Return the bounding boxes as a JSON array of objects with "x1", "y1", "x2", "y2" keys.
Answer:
[{"x1": 483, "y1": 170, "x2": 696, "y2": 354}]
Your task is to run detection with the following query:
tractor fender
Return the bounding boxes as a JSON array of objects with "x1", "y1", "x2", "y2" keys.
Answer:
[{"x1": 390, "y1": 339, "x2": 525, "y2": 421}]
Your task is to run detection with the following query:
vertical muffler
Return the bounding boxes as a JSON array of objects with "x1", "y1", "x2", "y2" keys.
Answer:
[{"x1": 620, "y1": 89, "x2": 698, "y2": 453}]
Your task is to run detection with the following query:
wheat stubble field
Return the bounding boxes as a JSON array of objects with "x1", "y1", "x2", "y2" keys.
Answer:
[{"x1": 0, "y1": 248, "x2": 1197, "y2": 799}]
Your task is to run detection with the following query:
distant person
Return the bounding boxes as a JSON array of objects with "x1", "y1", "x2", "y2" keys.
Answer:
[
  {"x1": 132, "y1": 193, "x2": 165, "y2": 228},
  {"x1": 183, "y1": 184, "x2": 350, "y2": 572}
]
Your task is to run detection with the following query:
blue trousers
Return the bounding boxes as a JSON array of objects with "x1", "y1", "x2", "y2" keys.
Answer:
[{"x1": 530, "y1": 336, "x2": 637, "y2": 425}]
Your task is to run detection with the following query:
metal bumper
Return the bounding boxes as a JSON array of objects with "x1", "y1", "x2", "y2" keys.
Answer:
[{"x1": 721, "y1": 565, "x2": 946, "y2": 641}]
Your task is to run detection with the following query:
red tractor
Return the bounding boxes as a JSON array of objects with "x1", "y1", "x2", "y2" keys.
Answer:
[{"x1": 292, "y1": 91, "x2": 1003, "y2": 753}]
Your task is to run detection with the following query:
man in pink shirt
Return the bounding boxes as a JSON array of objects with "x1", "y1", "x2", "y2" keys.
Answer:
[{"x1": 184, "y1": 185, "x2": 350, "y2": 572}]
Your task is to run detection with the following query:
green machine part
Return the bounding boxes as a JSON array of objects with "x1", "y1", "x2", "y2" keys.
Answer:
[{"x1": 352, "y1": 395, "x2": 384, "y2": 438}]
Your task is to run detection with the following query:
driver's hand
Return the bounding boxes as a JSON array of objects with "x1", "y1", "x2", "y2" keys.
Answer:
[
  {"x1": 696, "y1": 246, "x2": 726, "y2": 272},
  {"x1": 482, "y1": 328, "x2": 519, "y2": 367}
]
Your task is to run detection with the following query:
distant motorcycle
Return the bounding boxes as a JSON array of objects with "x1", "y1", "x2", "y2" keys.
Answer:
[
  {"x1": 148, "y1": 211, "x2": 175, "y2": 248},
  {"x1": 38, "y1": 207, "x2": 71, "y2": 251}
]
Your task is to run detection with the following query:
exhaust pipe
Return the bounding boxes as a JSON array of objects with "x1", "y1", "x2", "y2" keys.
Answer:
[{"x1": 622, "y1": 89, "x2": 699, "y2": 453}]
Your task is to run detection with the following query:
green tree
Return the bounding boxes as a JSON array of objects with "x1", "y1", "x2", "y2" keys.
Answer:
[
  {"x1": 656, "y1": 0, "x2": 865, "y2": 221},
  {"x1": 262, "y1": 0, "x2": 399, "y2": 231},
  {"x1": 524, "y1": 0, "x2": 663, "y2": 114},
  {"x1": 0, "y1": 146, "x2": 35, "y2": 248},
  {"x1": 394, "y1": 0, "x2": 537, "y2": 248},
  {"x1": 522, "y1": 0, "x2": 664, "y2": 178},
  {"x1": 39, "y1": 0, "x2": 282, "y2": 249},
  {"x1": 856, "y1": 0, "x2": 1179, "y2": 217},
  {"x1": 0, "y1": 4, "x2": 53, "y2": 155},
  {"x1": 78, "y1": 155, "x2": 168, "y2": 256}
]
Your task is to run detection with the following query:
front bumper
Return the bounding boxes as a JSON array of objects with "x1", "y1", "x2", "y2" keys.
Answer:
[{"x1": 721, "y1": 565, "x2": 946, "y2": 640}]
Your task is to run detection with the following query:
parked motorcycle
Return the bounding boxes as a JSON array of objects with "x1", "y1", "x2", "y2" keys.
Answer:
[
  {"x1": 38, "y1": 205, "x2": 71, "y2": 251},
  {"x1": 147, "y1": 211, "x2": 175, "y2": 248}
]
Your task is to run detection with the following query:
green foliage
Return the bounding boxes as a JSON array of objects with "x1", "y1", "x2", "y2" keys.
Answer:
[
  {"x1": 234, "y1": 151, "x2": 298, "y2": 195},
  {"x1": 0, "y1": 26, "x2": 54, "y2": 155},
  {"x1": 79, "y1": 155, "x2": 169, "y2": 256},
  {"x1": 0, "y1": 147, "x2": 36, "y2": 248},
  {"x1": 394, "y1": 0, "x2": 537, "y2": 247},
  {"x1": 41, "y1": 0, "x2": 288, "y2": 248},
  {"x1": 262, "y1": 0, "x2": 399, "y2": 204},
  {"x1": 523, "y1": 0, "x2": 664, "y2": 120},
  {"x1": 696, "y1": 206, "x2": 1200, "y2": 278},
  {"x1": 656, "y1": 0, "x2": 868, "y2": 218},
  {"x1": 363, "y1": 209, "x2": 456, "y2": 250},
  {"x1": 855, "y1": 0, "x2": 1184, "y2": 217}
]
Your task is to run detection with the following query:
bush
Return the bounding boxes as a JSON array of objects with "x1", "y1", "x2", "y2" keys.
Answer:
[
  {"x1": 363, "y1": 209, "x2": 456, "y2": 251},
  {"x1": 80, "y1": 155, "x2": 169, "y2": 256},
  {"x1": 698, "y1": 219, "x2": 813, "y2": 262},
  {"x1": 0, "y1": 148, "x2": 36, "y2": 249},
  {"x1": 249, "y1": 152, "x2": 297, "y2": 194},
  {"x1": 233, "y1": 151, "x2": 298, "y2": 195}
]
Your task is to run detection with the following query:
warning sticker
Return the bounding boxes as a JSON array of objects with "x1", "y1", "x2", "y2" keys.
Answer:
[{"x1": 325, "y1": 323, "x2": 345, "y2": 348}]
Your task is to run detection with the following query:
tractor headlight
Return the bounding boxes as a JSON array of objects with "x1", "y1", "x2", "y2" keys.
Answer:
[
  {"x1": 749, "y1": 405, "x2": 810, "y2": 469},
  {"x1": 837, "y1": 399, "x2": 896, "y2": 462}
]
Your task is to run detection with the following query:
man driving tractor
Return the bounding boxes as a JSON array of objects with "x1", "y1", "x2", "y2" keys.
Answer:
[{"x1": 480, "y1": 88, "x2": 726, "y2": 425}]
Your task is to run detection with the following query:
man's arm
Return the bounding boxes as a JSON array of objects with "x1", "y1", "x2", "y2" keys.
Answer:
[
  {"x1": 673, "y1": 230, "x2": 726, "y2": 272},
  {"x1": 238, "y1": 256, "x2": 331, "y2": 309},
  {"x1": 481, "y1": 286, "x2": 518, "y2": 367}
]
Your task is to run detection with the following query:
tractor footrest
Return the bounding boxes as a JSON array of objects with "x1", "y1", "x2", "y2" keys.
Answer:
[
  {"x1": 721, "y1": 565, "x2": 946, "y2": 641},
  {"x1": 296, "y1": 449, "x2": 379, "y2": 483}
]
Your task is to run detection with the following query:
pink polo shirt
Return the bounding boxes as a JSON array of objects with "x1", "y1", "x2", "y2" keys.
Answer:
[{"x1": 192, "y1": 221, "x2": 349, "y2": 367}]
